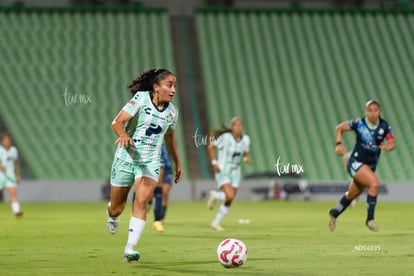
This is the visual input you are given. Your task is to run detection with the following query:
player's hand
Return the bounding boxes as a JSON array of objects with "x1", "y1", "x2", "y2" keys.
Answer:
[
  {"x1": 335, "y1": 144, "x2": 346, "y2": 156},
  {"x1": 379, "y1": 143, "x2": 390, "y2": 151},
  {"x1": 212, "y1": 164, "x2": 221, "y2": 173},
  {"x1": 244, "y1": 157, "x2": 251, "y2": 166},
  {"x1": 174, "y1": 163, "x2": 183, "y2": 183},
  {"x1": 114, "y1": 134, "x2": 133, "y2": 148}
]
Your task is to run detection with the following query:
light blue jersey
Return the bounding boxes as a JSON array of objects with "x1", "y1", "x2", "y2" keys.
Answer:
[
  {"x1": 0, "y1": 145, "x2": 18, "y2": 187},
  {"x1": 214, "y1": 132, "x2": 250, "y2": 188},
  {"x1": 0, "y1": 145, "x2": 18, "y2": 181},
  {"x1": 114, "y1": 91, "x2": 178, "y2": 166}
]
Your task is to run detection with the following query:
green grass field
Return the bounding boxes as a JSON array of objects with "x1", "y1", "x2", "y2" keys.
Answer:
[{"x1": 1, "y1": 200, "x2": 413, "y2": 275}]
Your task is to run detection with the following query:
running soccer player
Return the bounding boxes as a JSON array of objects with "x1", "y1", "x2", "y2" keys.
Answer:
[
  {"x1": 152, "y1": 142, "x2": 173, "y2": 233},
  {"x1": 207, "y1": 117, "x2": 251, "y2": 231},
  {"x1": 0, "y1": 133, "x2": 23, "y2": 217},
  {"x1": 106, "y1": 69, "x2": 183, "y2": 263},
  {"x1": 329, "y1": 100, "x2": 395, "y2": 232}
]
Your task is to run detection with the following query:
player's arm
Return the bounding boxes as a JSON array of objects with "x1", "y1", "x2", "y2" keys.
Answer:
[
  {"x1": 379, "y1": 133, "x2": 395, "y2": 152},
  {"x1": 0, "y1": 164, "x2": 6, "y2": 173},
  {"x1": 14, "y1": 160, "x2": 21, "y2": 184},
  {"x1": 335, "y1": 121, "x2": 351, "y2": 156},
  {"x1": 111, "y1": 110, "x2": 133, "y2": 148},
  {"x1": 164, "y1": 128, "x2": 183, "y2": 183},
  {"x1": 208, "y1": 142, "x2": 220, "y2": 172}
]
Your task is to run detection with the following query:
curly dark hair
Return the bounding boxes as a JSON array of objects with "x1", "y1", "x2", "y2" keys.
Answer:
[{"x1": 127, "y1": 68, "x2": 174, "y2": 95}]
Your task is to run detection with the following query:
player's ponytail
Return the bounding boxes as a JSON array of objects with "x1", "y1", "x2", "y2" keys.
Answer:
[
  {"x1": 210, "y1": 117, "x2": 243, "y2": 139},
  {"x1": 210, "y1": 125, "x2": 232, "y2": 140},
  {"x1": 127, "y1": 68, "x2": 174, "y2": 95}
]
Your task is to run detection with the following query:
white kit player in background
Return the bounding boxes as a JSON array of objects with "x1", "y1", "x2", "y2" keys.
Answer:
[
  {"x1": 0, "y1": 133, "x2": 23, "y2": 217},
  {"x1": 207, "y1": 117, "x2": 251, "y2": 231}
]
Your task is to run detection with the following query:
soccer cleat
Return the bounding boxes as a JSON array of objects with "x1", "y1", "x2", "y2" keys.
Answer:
[
  {"x1": 15, "y1": 212, "x2": 24, "y2": 218},
  {"x1": 106, "y1": 210, "x2": 120, "y2": 235},
  {"x1": 207, "y1": 191, "x2": 217, "y2": 210},
  {"x1": 366, "y1": 219, "x2": 379, "y2": 232},
  {"x1": 328, "y1": 209, "x2": 337, "y2": 232},
  {"x1": 152, "y1": 221, "x2": 164, "y2": 233},
  {"x1": 211, "y1": 222, "x2": 224, "y2": 231},
  {"x1": 123, "y1": 248, "x2": 141, "y2": 263}
]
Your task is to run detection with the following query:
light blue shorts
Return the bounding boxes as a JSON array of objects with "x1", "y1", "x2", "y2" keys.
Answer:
[
  {"x1": 0, "y1": 172, "x2": 17, "y2": 189},
  {"x1": 214, "y1": 169, "x2": 241, "y2": 188},
  {"x1": 110, "y1": 158, "x2": 160, "y2": 187}
]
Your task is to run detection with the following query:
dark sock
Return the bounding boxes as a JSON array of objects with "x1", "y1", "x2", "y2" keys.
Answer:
[
  {"x1": 153, "y1": 187, "x2": 163, "y2": 221},
  {"x1": 332, "y1": 194, "x2": 352, "y2": 217},
  {"x1": 366, "y1": 194, "x2": 377, "y2": 221}
]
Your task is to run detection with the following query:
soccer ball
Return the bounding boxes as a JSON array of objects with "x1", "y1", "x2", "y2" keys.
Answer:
[{"x1": 216, "y1": 238, "x2": 248, "y2": 268}]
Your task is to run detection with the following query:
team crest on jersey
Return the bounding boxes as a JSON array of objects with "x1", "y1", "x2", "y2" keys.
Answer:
[
  {"x1": 378, "y1": 128, "x2": 384, "y2": 135},
  {"x1": 166, "y1": 112, "x2": 174, "y2": 124}
]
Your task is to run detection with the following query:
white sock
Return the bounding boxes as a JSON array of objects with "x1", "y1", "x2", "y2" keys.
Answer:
[
  {"x1": 11, "y1": 202, "x2": 20, "y2": 214},
  {"x1": 126, "y1": 217, "x2": 146, "y2": 251},
  {"x1": 213, "y1": 205, "x2": 229, "y2": 225},
  {"x1": 215, "y1": 191, "x2": 226, "y2": 201}
]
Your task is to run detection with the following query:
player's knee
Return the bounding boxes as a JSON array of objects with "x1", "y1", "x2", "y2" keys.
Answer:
[{"x1": 370, "y1": 181, "x2": 380, "y2": 192}]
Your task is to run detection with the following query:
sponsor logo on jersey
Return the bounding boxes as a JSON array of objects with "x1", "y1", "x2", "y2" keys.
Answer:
[
  {"x1": 145, "y1": 124, "x2": 162, "y2": 136},
  {"x1": 144, "y1": 107, "x2": 152, "y2": 115}
]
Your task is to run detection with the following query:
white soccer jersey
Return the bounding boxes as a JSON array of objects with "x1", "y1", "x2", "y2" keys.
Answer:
[
  {"x1": 0, "y1": 145, "x2": 18, "y2": 179},
  {"x1": 114, "y1": 91, "x2": 178, "y2": 165},
  {"x1": 214, "y1": 132, "x2": 250, "y2": 174}
]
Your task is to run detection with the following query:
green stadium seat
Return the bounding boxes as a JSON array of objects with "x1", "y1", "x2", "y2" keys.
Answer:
[
  {"x1": 0, "y1": 8, "x2": 187, "y2": 180},
  {"x1": 196, "y1": 9, "x2": 414, "y2": 181}
]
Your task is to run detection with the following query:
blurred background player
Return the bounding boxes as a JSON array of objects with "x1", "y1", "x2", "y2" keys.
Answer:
[
  {"x1": 0, "y1": 133, "x2": 23, "y2": 217},
  {"x1": 329, "y1": 100, "x2": 395, "y2": 232},
  {"x1": 152, "y1": 142, "x2": 173, "y2": 233},
  {"x1": 207, "y1": 117, "x2": 251, "y2": 231},
  {"x1": 106, "y1": 69, "x2": 183, "y2": 263}
]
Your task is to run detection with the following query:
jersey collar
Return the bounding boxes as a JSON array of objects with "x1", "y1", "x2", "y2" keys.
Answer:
[
  {"x1": 149, "y1": 91, "x2": 170, "y2": 112},
  {"x1": 364, "y1": 117, "x2": 379, "y2": 130}
]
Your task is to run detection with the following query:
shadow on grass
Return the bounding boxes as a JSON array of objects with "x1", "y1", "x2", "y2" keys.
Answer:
[{"x1": 133, "y1": 258, "x2": 279, "y2": 275}]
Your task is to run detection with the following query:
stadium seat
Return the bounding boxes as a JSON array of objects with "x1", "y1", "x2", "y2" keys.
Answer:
[
  {"x1": 0, "y1": 7, "x2": 187, "y2": 180},
  {"x1": 196, "y1": 8, "x2": 414, "y2": 181}
]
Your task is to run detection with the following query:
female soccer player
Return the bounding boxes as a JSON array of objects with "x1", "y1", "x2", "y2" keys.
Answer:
[
  {"x1": 329, "y1": 100, "x2": 395, "y2": 232},
  {"x1": 106, "y1": 69, "x2": 183, "y2": 263},
  {"x1": 207, "y1": 117, "x2": 251, "y2": 231},
  {"x1": 0, "y1": 133, "x2": 23, "y2": 217}
]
